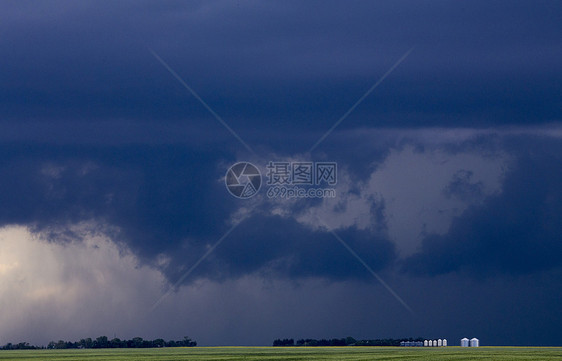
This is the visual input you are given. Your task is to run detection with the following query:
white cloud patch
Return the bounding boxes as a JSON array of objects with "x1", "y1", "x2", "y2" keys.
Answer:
[
  {"x1": 294, "y1": 145, "x2": 507, "y2": 256},
  {"x1": 368, "y1": 146, "x2": 507, "y2": 256},
  {"x1": 236, "y1": 128, "x2": 513, "y2": 257},
  {"x1": 0, "y1": 224, "x2": 167, "y2": 345}
]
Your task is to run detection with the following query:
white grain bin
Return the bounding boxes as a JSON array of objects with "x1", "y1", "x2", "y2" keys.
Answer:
[
  {"x1": 438, "y1": 339, "x2": 442, "y2": 347},
  {"x1": 461, "y1": 338, "x2": 469, "y2": 347},
  {"x1": 433, "y1": 340, "x2": 437, "y2": 347},
  {"x1": 443, "y1": 339, "x2": 447, "y2": 347},
  {"x1": 470, "y1": 338, "x2": 479, "y2": 347},
  {"x1": 424, "y1": 340, "x2": 428, "y2": 347}
]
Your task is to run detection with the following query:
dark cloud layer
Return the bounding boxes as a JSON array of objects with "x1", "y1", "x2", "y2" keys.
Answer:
[
  {"x1": 0, "y1": 141, "x2": 397, "y2": 282},
  {"x1": 179, "y1": 214, "x2": 396, "y2": 282},
  {"x1": 0, "y1": 143, "x2": 236, "y2": 258},
  {"x1": 0, "y1": 142, "x2": 383, "y2": 281},
  {"x1": 1, "y1": 1, "x2": 560, "y2": 136},
  {"x1": 1, "y1": 0, "x2": 561, "y2": 347}
]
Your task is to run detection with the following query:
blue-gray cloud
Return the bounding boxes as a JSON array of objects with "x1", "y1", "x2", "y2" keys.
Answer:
[
  {"x1": 403, "y1": 138, "x2": 562, "y2": 276},
  {"x1": 171, "y1": 214, "x2": 397, "y2": 282},
  {"x1": 1, "y1": 1, "x2": 559, "y2": 138},
  {"x1": 1, "y1": 0, "x2": 562, "y2": 346}
]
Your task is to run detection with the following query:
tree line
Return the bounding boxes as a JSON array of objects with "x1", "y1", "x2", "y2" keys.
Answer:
[
  {"x1": 273, "y1": 337, "x2": 425, "y2": 347},
  {"x1": 1, "y1": 336, "x2": 196, "y2": 350}
]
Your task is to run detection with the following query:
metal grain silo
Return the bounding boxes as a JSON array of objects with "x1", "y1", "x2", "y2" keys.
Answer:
[
  {"x1": 461, "y1": 338, "x2": 469, "y2": 347},
  {"x1": 424, "y1": 340, "x2": 428, "y2": 347},
  {"x1": 470, "y1": 338, "x2": 479, "y2": 347},
  {"x1": 432, "y1": 340, "x2": 437, "y2": 347},
  {"x1": 443, "y1": 339, "x2": 447, "y2": 347},
  {"x1": 438, "y1": 339, "x2": 442, "y2": 347}
]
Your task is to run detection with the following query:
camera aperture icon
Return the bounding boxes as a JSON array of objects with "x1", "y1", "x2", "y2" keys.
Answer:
[{"x1": 225, "y1": 162, "x2": 262, "y2": 199}]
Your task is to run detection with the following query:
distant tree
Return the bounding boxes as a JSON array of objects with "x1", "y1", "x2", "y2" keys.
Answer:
[
  {"x1": 153, "y1": 338, "x2": 165, "y2": 348},
  {"x1": 279, "y1": 337, "x2": 427, "y2": 347},
  {"x1": 79, "y1": 338, "x2": 93, "y2": 349},
  {"x1": 129, "y1": 337, "x2": 143, "y2": 348},
  {"x1": 2, "y1": 335, "x2": 197, "y2": 350},
  {"x1": 110, "y1": 338, "x2": 124, "y2": 348},
  {"x1": 54, "y1": 340, "x2": 66, "y2": 349},
  {"x1": 142, "y1": 339, "x2": 153, "y2": 348},
  {"x1": 273, "y1": 338, "x2": 294, "y2": 347},
  {"x1": 166, "y1": 340, "x2": 177, "y2": 347},
  {"x1": 93, "y1": 336, "x2": 109, "y2": 349},
  {"x1": 307, "y1": 339, "x2": 318, "y2": 346},
  {"x1": 331, "y1": 338, "x2": 346, "y2": 346},
  {"x1": 180, "y1": 336, "x2": 197, "y2": 347}
]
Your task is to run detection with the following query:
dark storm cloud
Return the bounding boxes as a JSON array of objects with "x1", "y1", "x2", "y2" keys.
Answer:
[
  {"x1": 2, "y1": 0, "x2": 562, "y2": 348},
  {"x1": 1, "y1": 0, "x2": 560, "y2": 139},
  {"x1": 0, "y1": 140, "x2": 397, "y2": 282},
  {"x1": 0, "y1": 143, "x2": 237, "y2": 259},
  {"x1": 403, "y1": 137, "x2": 562, "y2": 276},
  {"x1": 167, "y1": 214, "x2": 397, "y2": 283}
]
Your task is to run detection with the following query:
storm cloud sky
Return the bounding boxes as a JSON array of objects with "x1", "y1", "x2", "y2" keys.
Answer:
[{"x1": 0, "y1": 0, "x2": 561, "y2": 346}]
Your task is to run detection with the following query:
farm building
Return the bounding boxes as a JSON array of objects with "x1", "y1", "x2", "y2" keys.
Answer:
[
  {"x1": 470, "y1": 338, "x2": 479, "y2": 347},
  {"x1": 400, "y1": 341, "x2": 424, "y2": 347},
  {"x1": 461, "y1": 338, "x2": 469, "y2": 347},
  {"x1": 420, "y1": 339, "x2": 447, "y2": 347}
]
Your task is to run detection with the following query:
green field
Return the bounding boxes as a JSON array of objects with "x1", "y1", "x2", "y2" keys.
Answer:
[{"x1": 0, "y1": 346, "x2": 561, "y2": 361}]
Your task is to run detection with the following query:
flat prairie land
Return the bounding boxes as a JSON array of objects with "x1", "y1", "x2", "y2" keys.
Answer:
[{"x1": 0, "y1": 346, "x2": 560, "y2": 361}]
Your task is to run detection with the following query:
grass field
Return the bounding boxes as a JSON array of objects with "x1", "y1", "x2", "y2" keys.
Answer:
[{"x1": 0, "y1": 346, "x2": 561, "y2": 361}]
